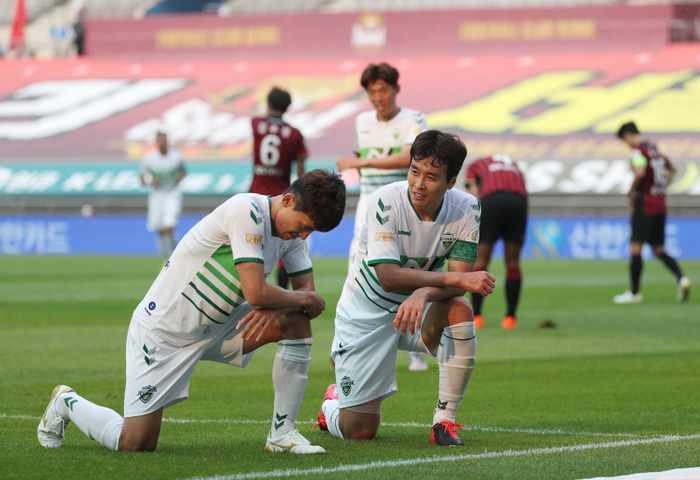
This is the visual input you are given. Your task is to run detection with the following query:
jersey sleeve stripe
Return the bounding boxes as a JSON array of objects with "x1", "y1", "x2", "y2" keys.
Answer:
[
  {"x1": 180, "y1": 292, "x2": 226, "y2": 324},
  {"x1": 288, "y1": 267, "x2": 313, "y2": 277},
  {"x1": 234, "y1": 257, "x2": 265, "y2": 265}
]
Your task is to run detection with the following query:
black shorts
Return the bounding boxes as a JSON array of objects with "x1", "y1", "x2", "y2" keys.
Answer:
[
  {"x1": 479, "y1": 192, "x2": 528, "y2": 246},
  {"x1": 631, "y1": 212, "x2": 665, "y2": 246}
]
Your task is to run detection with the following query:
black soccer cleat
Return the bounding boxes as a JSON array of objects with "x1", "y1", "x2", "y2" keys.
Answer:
[{"x1": 431, "y1": 421, "x2": 465, "y2": 446}]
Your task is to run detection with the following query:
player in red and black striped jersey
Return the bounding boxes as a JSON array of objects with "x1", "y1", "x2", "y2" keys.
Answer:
[
  {"x1": 250, "y1": 87, "x2": 308, "y2": 289},
  {"x1": 465, "y1": 154, "x2": 528, "y2": 330},
  {"x1": 613, "y1": 122, "x2": 690, "y2": 304}
]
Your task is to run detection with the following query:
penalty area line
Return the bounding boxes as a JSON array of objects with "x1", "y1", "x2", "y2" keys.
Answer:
[{"x1": 183, "y1": 433, "x2": 700, "y2": 480}]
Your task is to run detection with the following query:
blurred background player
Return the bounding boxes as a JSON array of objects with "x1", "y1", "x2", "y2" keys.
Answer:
[
  {"x1": 613, "y1": 122, "x2": 690, "y2": 304},
  {"x1": 317, "y1": 130, "x2": 495, "y2": 446},
  {"x1": 336, "y1": 62, "x2": 429, "y2": 371},
  {"x1": 250, "y1": 87, "x2": 308, "y2": 290},
  {"x1": 140, "y1": 131, "x2": 186, "y2": 262},
  {"x1": 465, "y1": 154, "x2": 528, "y2": 330}
]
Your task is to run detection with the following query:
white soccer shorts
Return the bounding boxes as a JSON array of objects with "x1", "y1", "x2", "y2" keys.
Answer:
[
  {"x1": 147, "y1": 189, "x2": 183, "y2": 232},
  {"x1": 331, "y1": 310, "x2": 433, "y2": 409},
  {"x1": 123, "y1": 304, "x2": 255, "y2": 418}
]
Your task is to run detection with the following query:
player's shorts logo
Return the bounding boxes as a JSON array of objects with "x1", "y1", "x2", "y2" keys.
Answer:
[
  {"x1": 137, "y1": 385, "x2": 157, "y2": 404},
  {"x1": 340, "y1": 376, "x2": 354, "y2": 396}
]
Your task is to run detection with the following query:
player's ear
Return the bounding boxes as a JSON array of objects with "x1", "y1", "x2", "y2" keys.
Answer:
[
  {"x1": 395, "y1": 84, "x2": 400, "y2": 95},
  {"x1": 282, "y1": 193, "x2": 297, "y2": 208},
  {"x1": 447, "y1": 175, "x2": 458, "y2": 190}
]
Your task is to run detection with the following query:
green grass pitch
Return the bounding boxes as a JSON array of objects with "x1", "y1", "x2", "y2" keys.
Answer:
[{"x1": 1, "y1": 256, "x2": 699, "y2": 480}]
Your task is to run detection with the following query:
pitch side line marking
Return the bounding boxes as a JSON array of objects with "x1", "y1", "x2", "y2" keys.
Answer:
[
  {"x1": 0, "y1": 413, "x2": 647, "y2": 437},
  {"x1": 182, "y1": 434, "x2": 700, "y2": 480}
]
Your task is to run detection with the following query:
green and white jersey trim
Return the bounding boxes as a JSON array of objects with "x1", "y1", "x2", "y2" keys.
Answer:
[
  {"x1": 337, "y1": 182, "x2": 480, "y2": 324},
  {"x1": 133, "y1": 193, "x2": 312, "y2": 339},
  {"x1": 181, "y1": 246, "x2": 247, "y2": 324},
  {"x1": 353, "y1": 108, "x2": 428, "y2": 195}
]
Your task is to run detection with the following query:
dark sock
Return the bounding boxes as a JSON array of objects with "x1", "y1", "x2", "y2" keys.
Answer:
[
  {"x1": 471, "y1": 292, "x2": 484, "y2": 316},
  {"x1": 658, "y1": 253, "x2": 683, "y2": 280},
  {"x1": 505, "y1": 267, "x2": 522, "y2": 317},
  {"x1": 631, "y1": 255, "x2": 642, "y2": 294}
]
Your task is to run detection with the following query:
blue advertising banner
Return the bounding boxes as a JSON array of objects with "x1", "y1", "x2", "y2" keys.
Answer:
[{"x1": 0, "y1": 214, "x2": 698, "y2": 259}]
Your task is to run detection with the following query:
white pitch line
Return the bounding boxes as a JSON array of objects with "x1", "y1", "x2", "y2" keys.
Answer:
[
  {"x1": 0, "y1": 414, "x2": 646, "y2": 438},
  {"x1": 182, "y1": 434, "x2": 700, "y2": 480}
]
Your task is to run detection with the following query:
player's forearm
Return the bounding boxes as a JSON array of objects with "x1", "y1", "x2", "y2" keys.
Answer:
[
  {"x1": 243, "y1": 282, "x2": 307, "y2": 310},
  {"x1": 377, "y1": 267, "x2": 454, "y2": 293},
  {"x1": 363, "y1": 149, "x2": 411, "y2": 170},
  {"x1": 415, "y1": 285, "x2": 467, "y2": 302}
]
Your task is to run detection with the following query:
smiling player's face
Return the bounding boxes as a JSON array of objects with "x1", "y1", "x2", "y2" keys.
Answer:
[{"x1": 406, "y1": 158, "x2": 456, "y2": 220}]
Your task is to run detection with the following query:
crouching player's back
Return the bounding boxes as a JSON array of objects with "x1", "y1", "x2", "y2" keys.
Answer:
[{"x1": 317, "y1": 130, "x2": 495, "y2": 446}]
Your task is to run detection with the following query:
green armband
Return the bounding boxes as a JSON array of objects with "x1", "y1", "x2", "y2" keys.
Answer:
[{"x1": 449, "y1": 240, "x2": 477, "y2": 263}]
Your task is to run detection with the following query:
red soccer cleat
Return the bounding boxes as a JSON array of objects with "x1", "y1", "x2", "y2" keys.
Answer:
[
  {"x1": 311, "y1": 384, "x2": 338, "y2": 431},
  {"x1": 431, "y1": 421, "x2": 465, "y2": 446},
  {"x1": 502, "y1": 315, "x2": 517, "y2": 329}
]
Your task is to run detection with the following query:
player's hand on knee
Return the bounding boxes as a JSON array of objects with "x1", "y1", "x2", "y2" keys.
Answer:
[
  {"x1": 394, "y1": 292, "x2": 427, "y2": 334},
  {"x1": 459, "y1": 271, "x2": 496, "y2": 296},
  {"x1": 238, "y1": 308, "x2": 282, "y2": 341},
  {"x1": 300, "y1": 291, "x2": 325, "y2": 319}
]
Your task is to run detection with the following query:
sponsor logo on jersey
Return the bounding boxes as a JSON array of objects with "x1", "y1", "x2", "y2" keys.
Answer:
[
  {"x1": 340, "y1": 376, "x2": 354, "y2": 396},
  {"x1": 440, "y1": 229, "x2": 457, "y2": 249},
  {"x1": 470, "y1": 229, "x2": 478, "y2": 242},
  {"x1": 138, "y1": 385, "x2": 157, "y2": 404},
  {"x1": 374, "y1": 232, "x2": 395, "y2": 242},
  {"x1": 397, "y1": 230, "x2": 411, "y2": 236},
  {"x1": 246, "y1": 234, "x2": 262, "y2": 245}
]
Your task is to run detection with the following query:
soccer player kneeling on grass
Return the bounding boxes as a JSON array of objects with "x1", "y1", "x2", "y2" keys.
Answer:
[
  {"x1": 315, "y1": 130, "x2": 496, "y2": 446},
  {"x1": 38, "y1": 170, "x2": 346, "y2": 453}
]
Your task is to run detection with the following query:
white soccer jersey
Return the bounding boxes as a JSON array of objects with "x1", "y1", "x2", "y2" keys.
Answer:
[
  {"x1": 353, "y1": 108, "x2": 428, "y2": 195},
  {"x1": 141, "y1": 147, "x2": 185, "y2": 190},
  {"x1": 337, "y1": 181, "x2": 480, "y2": 324},
  {"x1": 132, "y1": 194, "x2": 312, "y2": 342}
]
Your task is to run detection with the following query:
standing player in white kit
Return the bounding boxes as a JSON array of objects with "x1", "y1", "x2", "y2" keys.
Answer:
[
  {"x1": 336, "y1": 62, "x2": 430, "y2": 372},
  {"x1": 140, "y1": 131, "x2": 187, "y2": 262}
]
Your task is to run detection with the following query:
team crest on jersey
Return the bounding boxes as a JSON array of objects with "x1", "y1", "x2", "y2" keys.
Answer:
[
  {"x1": 440, "y1": 229, "x2": 457, "y2": 249},
  {"x1": 469, "y1": 229, "x2": 478, "y2": 242},
  {"x1": 340, "y1": 376, "x2": 354, "y2": 396},
  {"x1": 137, "y1": 385, "x2": 157, "y2": 404},
  {"x1": 246, "y1": 234, "x2": 262, "y2": 245}
]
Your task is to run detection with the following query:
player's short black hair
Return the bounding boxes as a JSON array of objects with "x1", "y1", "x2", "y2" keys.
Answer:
[
  {"x1": 410, "y1": 130, "x2": 467, "y2": 182},
  {"x1": 267, "y1": 87, "x2": 292, "y2": 113},
  {"x1": 360, "y1": 62, "x2": 399, "y2": 90},
  {"x1": 617, "y1": 121, "x2": 640, "y2": 139},
  {"x1": 286, "y1": 169, "x2": 346, "y2": 232}
]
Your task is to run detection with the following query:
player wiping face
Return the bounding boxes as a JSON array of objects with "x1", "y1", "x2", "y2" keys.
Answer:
[{"x1": 393, "y1": 156, "x2": 496, "y2": 336}]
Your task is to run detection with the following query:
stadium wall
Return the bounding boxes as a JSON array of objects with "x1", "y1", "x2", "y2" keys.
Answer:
[{"x1": 2, "y1": 213, "x2": 699, "y2": 260}]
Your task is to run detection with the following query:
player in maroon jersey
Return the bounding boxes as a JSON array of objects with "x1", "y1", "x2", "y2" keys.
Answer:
[
  {"x1": 613, "y1": 122, "x2": 690, "y2": 304},
  {"x1": 250, "y1": 87, "x2": 308, "y2": 289},
  {"x1": 465, "y1": 154, "x2": 528, "y2": 329}
]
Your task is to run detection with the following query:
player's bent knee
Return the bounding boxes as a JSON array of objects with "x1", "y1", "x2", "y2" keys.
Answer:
[{"x1": 445, "y1": 296, "x2": 473, "y2": 322}]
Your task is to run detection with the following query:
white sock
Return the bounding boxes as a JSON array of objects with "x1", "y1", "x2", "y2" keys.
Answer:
[
  {"x1": 58, "y1": 390, "x2": 123, "y2": 451},
  {"x1": 163, "y1": 233, "x2": 176, "y2": 256},
  {"x1": 270, "y1": 338, "x2": 312, "y2": 439},
  {"x1": 433, "y1": 322, "x2": 476, "y2": 425},
  {"x1": 322, "y1": 398, "x2": 344, "y2": 439}
]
